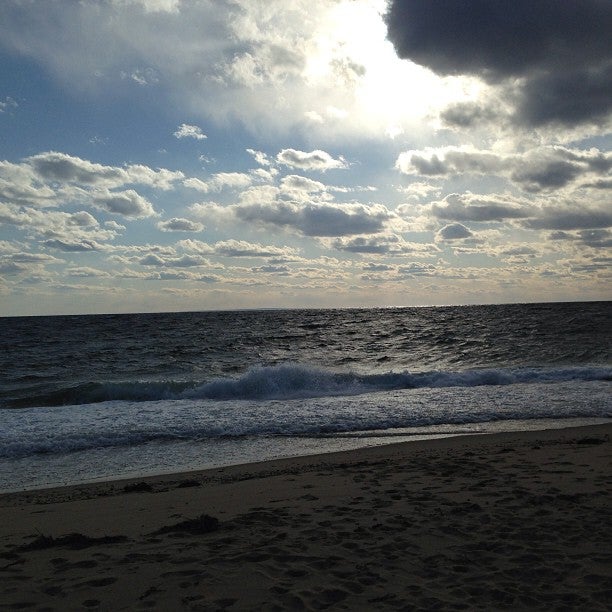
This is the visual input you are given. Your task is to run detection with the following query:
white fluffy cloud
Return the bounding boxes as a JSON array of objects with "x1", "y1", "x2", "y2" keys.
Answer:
[
  {"x1": 157, "y1": 218, "x2": 205, "y2": 232},
  {"x1": 0, "y1": 203, "x2": 118, "y2": 245},
  {"x1": 276, "y1": 149, "x2": 348, "y2": 171},
  {"x1": 173, "y1": 123, "x2": 207, "y2": 140},
  {"x1": 184, "y1": 172, "x2": 253, "y2": 193},
  {"x1": 332, "y1": 234, "x2": 436, "y2": 256},
  {"x1": 0, "y1": 152, "x2": 191, "y2": 230}
]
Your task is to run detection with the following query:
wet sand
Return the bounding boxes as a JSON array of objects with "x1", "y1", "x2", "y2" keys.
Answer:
[{"x1": 1, "y1": 423, "x2": 611, "y2": 610}]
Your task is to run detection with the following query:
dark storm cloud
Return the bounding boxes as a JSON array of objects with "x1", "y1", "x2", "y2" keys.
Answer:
[
  {"x1": 518, "y1": 63, "x2": 612, "y2": 127},
  {"x1": 385, "y1": 0, "x2": 612, "y2": 126}
]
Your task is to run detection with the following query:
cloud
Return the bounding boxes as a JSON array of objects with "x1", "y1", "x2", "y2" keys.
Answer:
[
  {"x1": 0, "y1": 153, "x2": 183, "y2": 217},
  {"x1": 397, "y1": 146, "x2": 505, "y2": 177},
  {"x1": 27, "y1": 151, "x2": 126, "y2": 185},
  {"x1": 276, "y1": 149, "x2": 348, "y2": 171},
  {"x1": 496, "y1": 245, "x2": 539, "y2": 260},
  {"x1": 385, "y1": 0, "x2": 612, "y2": 127},
  {"x1": 92, "y1": 189, "x2": 156, "y2": 218},
  {"x1": 213, "y1": 240, "x2": 297, "y2": 258},
  {"x1": 439, "y1": 101, "x2": 501, "y2": 128},
  {"x1": 184, "y1": 172, "x2": 253, "y2": 193},
  {"x1": 66, "y1": 266, "x2": 111, "y2": 278},
  {"x1": 157, "y1": 218, "x2": 204, "y2": 232},
  {"x1": 139, "y1": 253, "x2": 212, "y2": 268},
  {"x1": 429, "y1": 192, "x2": 612, "y2": 239},
  {"x1": 362, "y1": 262, "x2": 395, "y2": 272},
  {"x1": 0, "y1": 161, "x2": 57, "y2": 206},
  {"x1": 517, "y1": 63, "x2": 612, "y2": 127},
  {"x1": 4, "y1": 252, "x2": 61, "y2": 264},
  {"x1": 396, "y1": 146, "x2": 611, "y2": 192},
  {"x1": 549, "y1": 229, "x2": 612, "y2": 249},
  {"x1": 332, "y1": 234, "x2": 435, "y2": 255},
  {"x1": 105, "y1": 220, "x2": 126, "y2": 231},
  {"x1": 246, "y1": 148, "x2": 272, "y2": 166},
  {"x1": 176, "y1": 238, "x2": 298, "y2": 260},
  {"x1": 430, "y1": 193, "x2": 532, "y2": 222},
  {"x1": 0, "y1": 260, "x2": 28, "y2": 275},
  {"x1": 111, "y1": 0, "x2": 181, "y2": 13},
  {"x1": 251, "y1": 264, "x2": 290, "y2": 274},
  {"x1": 233, "y1": 200, "x2": 393, "y2": 237},
  {"x1": 523, "y1": 207, "x2": 612, "y2": 231},
  {"x1": 0, "y1": 204, "x2": 119, "y2": 246},
  {"x1": 437, "y1": 223, "x2": 473, "y2": 241},
  {"x1": 43, "y1": 239, "x2": 106, "y2": 252},
  {"x1": 280, "y1": 175, "x2": 326, "y2": 194},
  {"x1": 68, "y1": 211, "x2": 99, "y2": 227},
  {"x1": 173, "y1": 123, "x2": 207, "y2": 140},
  {"x1": 577, "y1": 230, "x2": 612, "y2": 249},
  {"x1": 0, "y1": 96, "x2": 18, "y2": 112},
  {"x1": 397, "y1": 262, "x2": 437, "y2": 277},
  {"x1": 121, "y1": 67, "x2": 160, "y2": 86},
  {"x1": 122, "y1": 164, "x2": 184, "y2": 190},
  {"x1": 189, "y1": 182, "x2": 396, "y2": 238},
  {"x1": 0, "y1": 0, "x2": 385, "y2": 139},
  {"x1": 23, "y1": 152, "x2": 183, "y2": 191}
]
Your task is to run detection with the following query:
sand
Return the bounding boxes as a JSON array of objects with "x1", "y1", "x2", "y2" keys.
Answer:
[{"x1": 1, "y1": 423, "x2": 610, "y2": 611}]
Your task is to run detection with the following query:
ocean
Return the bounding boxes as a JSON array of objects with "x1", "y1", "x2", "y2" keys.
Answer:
[{"x1": 1, "y1": 301, "x2": 610, "y2": 492}]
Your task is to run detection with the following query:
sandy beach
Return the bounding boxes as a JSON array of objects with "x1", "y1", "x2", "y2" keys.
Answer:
[{"x1": 1, "y1": 423, "x2": 610, "y2": 611}]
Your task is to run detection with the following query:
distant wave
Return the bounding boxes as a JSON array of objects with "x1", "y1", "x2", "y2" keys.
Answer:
[{"x1": 4, "y1": 363, "x2": 611, "y2": 409}]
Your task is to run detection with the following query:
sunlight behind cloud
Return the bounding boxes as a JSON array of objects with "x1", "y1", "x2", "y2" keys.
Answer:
[{"x1": 302, "y1": 0, "x2": 483, "y2": 139}]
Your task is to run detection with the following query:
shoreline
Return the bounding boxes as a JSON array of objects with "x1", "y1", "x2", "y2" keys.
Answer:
[
  {"x1": 1, "y1": 420, "x2": 610, "y2": 500},
  {"x1": 3, "y1": 416, "x2": 610, "y2": 495},
  {"x1": 1, "y1": 422, "x2": 611, "y2": 609}
]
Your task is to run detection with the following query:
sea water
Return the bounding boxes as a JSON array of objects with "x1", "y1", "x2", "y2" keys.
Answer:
[{"x1": 1, "y1": 302, "x2": 610, "y2": 491}]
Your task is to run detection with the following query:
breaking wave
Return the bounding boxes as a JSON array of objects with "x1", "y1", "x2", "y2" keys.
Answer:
[{"x1": 5, "y1": 363, "x2": 611, "y2": 409}]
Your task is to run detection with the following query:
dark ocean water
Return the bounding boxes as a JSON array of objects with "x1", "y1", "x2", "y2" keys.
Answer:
[{"x1": 1, "y1": 302, "x2": 610, "y2": 490}]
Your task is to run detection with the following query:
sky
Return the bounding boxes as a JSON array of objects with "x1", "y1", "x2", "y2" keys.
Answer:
[{"x1": 0, "y1": 0, "x2": 610, "y2": 316}]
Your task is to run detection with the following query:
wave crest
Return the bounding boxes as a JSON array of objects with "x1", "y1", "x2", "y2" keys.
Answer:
[{"x1": 4, "y1": 363, "x2": 611, "y2": 408}]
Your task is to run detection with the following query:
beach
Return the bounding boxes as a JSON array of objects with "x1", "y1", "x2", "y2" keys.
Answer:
[{"x1": 1, "y1": 423, "x2": 610, "y2": 611}]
